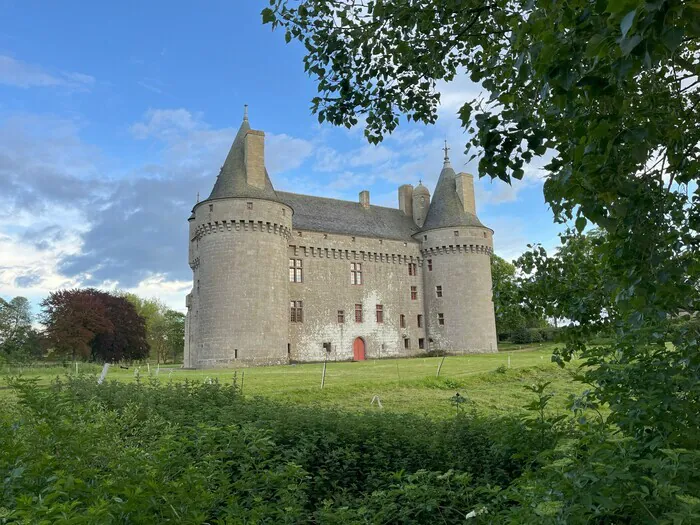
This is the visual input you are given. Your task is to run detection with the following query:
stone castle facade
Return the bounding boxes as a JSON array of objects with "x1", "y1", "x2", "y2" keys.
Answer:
[{"x1": 184, "y1": 112, "x2": 497, "y2": 368}]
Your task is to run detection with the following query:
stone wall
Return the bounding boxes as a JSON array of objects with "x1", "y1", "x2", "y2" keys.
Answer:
[
  {"x1": 187, "y1": 197, "x2": 293, "y2": 367},
  {"x1": 287, "y1": 229, "x2": 426, "y2": 362},
  {"x1": 419, "y1": 226, "x2": 498, "y2": 354}
]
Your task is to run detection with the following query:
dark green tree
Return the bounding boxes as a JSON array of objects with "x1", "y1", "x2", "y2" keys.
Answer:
[{"x1": 263, "y1": 1, "x2": 700, "y2": 520}]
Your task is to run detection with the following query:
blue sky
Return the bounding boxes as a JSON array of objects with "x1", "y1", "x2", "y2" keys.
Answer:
[{"x1": 0, "y1": 0, "x2": 563, "y2": 312}]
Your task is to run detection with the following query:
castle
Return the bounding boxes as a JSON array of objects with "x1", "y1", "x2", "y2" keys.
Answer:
[{"x1": 184, "y1": 111, "x2": 497, "y2": 368}]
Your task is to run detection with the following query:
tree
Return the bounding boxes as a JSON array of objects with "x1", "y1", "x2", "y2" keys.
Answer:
[
  {"x1": 123, "y1": 294, "x2": 185, "y2": 363},
  {"x1": 0, "y1": 296, "x2": 41, "y2": 361},
  {"x1": 491, "y1": 255, "x2": 546, "y2": 340},
  {"x1": 41, "y1": 289, "x2": 148, "y2": 362},
  {"x1": 263, "y1": 2, "x2": 699, "y2": 520}
]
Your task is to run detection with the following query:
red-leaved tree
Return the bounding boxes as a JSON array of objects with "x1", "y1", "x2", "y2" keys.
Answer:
[{"x1": 41, "y1": 289, "x2": 149, "y2": 362}]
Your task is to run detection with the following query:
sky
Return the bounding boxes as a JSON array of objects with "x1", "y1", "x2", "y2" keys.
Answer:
[{"x1": 0, "y1": 0, "x2": 564, "y2": 314}]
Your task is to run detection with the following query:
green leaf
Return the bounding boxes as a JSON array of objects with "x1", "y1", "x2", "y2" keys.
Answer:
[
  {"x1": 620, "y1": 10, "x2": 635, "y2": 39},
  {"x1": 662, "y1": 28, "x2": 684, "y2": 51},
  {"x1": 620, "y1": 34, "x2": 642, "y2": 56},
  {"x1": 261, "y1": 7, "x2": 275, "y2": 24},
  {"x1": 575, "y1": 216, "x2": 587, "y2": 233}
]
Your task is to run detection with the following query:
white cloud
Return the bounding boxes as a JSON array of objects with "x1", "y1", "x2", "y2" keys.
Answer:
[
  {"x1": 0, "y1": 55, "x2": 95, "y2": 91},
  {"x1": 130, "y1": 108, "x2": 205, "y2": 140}
]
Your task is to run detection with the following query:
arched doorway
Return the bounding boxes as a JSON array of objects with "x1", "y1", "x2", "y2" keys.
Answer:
[{"x1": 353, "y1": 337, "x2": 366, "y2": 361}]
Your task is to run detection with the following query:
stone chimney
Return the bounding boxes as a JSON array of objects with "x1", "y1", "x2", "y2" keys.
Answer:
[
  {"x1": 359, "y1": 190, "x2": 370, "y2": 209},
  {"x1": 455, "y1": 172, "x2": 476, "y2": 215},
  {"x1": 398, "y1": 184, "x2": 414, "y2": 217},
  {"x1": 244, "y1": 129, "x2": 266, "y2": 189}
]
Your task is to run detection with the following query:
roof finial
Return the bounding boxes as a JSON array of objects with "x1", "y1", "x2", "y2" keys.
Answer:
[
  {"x1": 443, "y1": 140, "x2": 452, "y2": 168},
  {"x1": 418, "y1": 179, "x2": 422, "y2": 185},
  {"x1": 243, "y1": 104, "x2": 249, "y2": 122},
  {"x1": 196, "y1": 191, "x2": 200, "y2": 203}
]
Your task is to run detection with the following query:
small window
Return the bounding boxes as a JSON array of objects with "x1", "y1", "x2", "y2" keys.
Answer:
[
  {"x1": 423, "y1": 235, "x2": 427, "y2": 241},
  {"x1": 287, "y1": 344, "x2": 291, "y2": 355},
  {"x1": 428, "y1": 259, "x2": 433, "y2": 271},
  {"x1": 438, "y1": 313, "x2": 445, "y2": 326},
  {"x1": 289, "y1": 258, "x2": 303, "y2": 283},
  {"x1": 404, "y1": 338, "x2": 410, "y2": 349},
  {"x1": 355, "y1": 303, "x2": 363, "y2": 323},
  {"x1": 454, "y1": 230, "x2": 459, "y2": 237},
  {"x1": 282, "y1": 208, "x2": 286, "y2": 216},
  {"x1": 338, "y1": 310, "x2": 345, "y2": 323},
  {"x1": 417, "y1": 314, "x2": 423, "y2": 328},
  {"x1": 247, "y1": 202, "x2": 253, "y2": 210},
  {"x1": 436, "y1": 285, "x2": 443, "y2": 298},
  {"x1": 419, "y1": 338, "x2": 425, "y2": 349},
  {"x1": 376, "y1": 304, "x2": 384, "y2": 323},
  {"x1": 400, "y1": 314, "x2": 406, "y2": 328},
  {"x1": 234, "y1": 348, "x2": 238, "y2": 359},
  {"x1": 351, "y1": 262, "x2": 363, "y2": 285},
  {"x1": 323, "y1": 342, "x2": 331, "y2": 353},
  {"x1": 411, "y1": 286, "x2": 417, "y2": 300},
  {"x1": 290, "y1": 301, "x2": 303, "y2": 323},
  {"x1": 209, "y1": 204, "x2": 214, "y2": 212},
  {"x1": 484, "y1": 232, "x2": 487, "y2": 238},
  {"x1": 408, "y1": 262, "x2": 417, "y2": 276},
  {"x1": 297, "y1": 231, "x2": 302, "y2": 236},
  {"x1": 197, "y1": 279, "x2": 200, "y2": 293}
]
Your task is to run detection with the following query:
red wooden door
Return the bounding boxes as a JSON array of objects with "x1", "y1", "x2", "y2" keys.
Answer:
[{"x1": 353, "y1": 338, "x2": 366, "y2": 361}]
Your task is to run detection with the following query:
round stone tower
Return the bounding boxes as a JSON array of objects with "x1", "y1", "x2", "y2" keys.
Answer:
[
  {"x1": 417, "y1": 145, "x2": 497, "y2": 354},
  {"x1": 185, "y1": 110, "x2": 292, "y2": 368}
]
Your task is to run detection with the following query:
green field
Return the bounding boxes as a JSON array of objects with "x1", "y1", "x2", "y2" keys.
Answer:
[{"x1": 1, "y1": 343, "x2": 583, "y2": 417}]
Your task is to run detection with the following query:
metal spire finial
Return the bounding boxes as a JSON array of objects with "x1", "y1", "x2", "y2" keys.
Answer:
[
  {"x1": 196, "y1": 191, "x2": 200, "y2": 203},
  {"x1": 442, "y1": 140, "x2": 452, "y2": 168},
  {"x1": 243, "y1": 104, "x2": 249, "y2": 122}
]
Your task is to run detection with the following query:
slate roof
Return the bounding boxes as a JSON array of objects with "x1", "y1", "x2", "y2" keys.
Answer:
[
  {"x1": 422, "y1": 162, "x2": 485, "y2": 230},
  {"x1": 277, "y1": 191, "x2": 420, "y2": 241},
  {"x1": 206, "y1": 119, "x2": 282, "y2": 203}
]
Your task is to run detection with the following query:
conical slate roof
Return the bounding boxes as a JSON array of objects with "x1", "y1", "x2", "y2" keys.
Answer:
[
  {"x1": 422, "y1": 157, "x2": 485, "y2": 230},
  {"x1": 206, "y1": 115, "x2": 281, "y2": 202}
]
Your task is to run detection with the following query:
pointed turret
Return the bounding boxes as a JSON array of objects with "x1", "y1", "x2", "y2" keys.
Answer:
[
  {"x1": 206, "y1": 108, "x2": 281, "y2": 203},
  {"x1": 422, "y1": 143, "x2": 484, "y2": 231}
]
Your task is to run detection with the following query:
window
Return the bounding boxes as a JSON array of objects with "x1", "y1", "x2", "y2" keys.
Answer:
[
  {"x1": 351, "y1": 262, "x2": 363, "y2": 285},
  {"x1": 454, "y1": 230, "x2": 459, "y2": 237},
  {"x1": 404, "y1": 338, "x2": 410, "y2": 349},
  {"x1": 438, "y1": 313, "x2": 445, "y2": 326},
  {"x1": 247, "y1": 201, "x2": 253, "y2": 210},
  {"x1": 436, "y1": 285, "x2": 443, "y2": 298},
  {"x1": 209, "y1": 204, "x2": 214, "y2": 212},
  {"x1": 411, "y1": 286, "x2": 418, "y2": 300},
  {"x1": 290, "y1": 301, "x2": 303, "y2": 323},
  {"x1": 484, "y1": 232, "x2": 487, "y2": 238},
  {"x1": 355, "y1": 303, "x2": 363, "y2": 323},
  {"x1": 423, "y1": 235, "x2": 428, "y2": 241},
  {"x1": 408, "y1": 262, "x2": 417, "y2": 276},
  {"x1": 338, "y1": 310, "x2": 345, "y2": 323},
  {"x1": 289, "y1": 258, "x2": 303, "y2": 282},
  {"x1": 282, "y1": 208, "x2": 286, "y2": 216},
  {"x1": 376, "y1": 305, "x2": 384, "y2": 323},
  {"x1": 287, "y1": 344, "x2": 291, "y2": 355},
  {"x1": 419, "y1": 338, "x2": 425, "y2": 349},
  {"x1": 323, "y1": 342, "x2": 331, "y2": 353},
  {"x1": 428, "y1": 259, "x2": 433, "y2": 271},
  {"x1": 417, "y1": 314, "x2": 423, "y2": 328},
  {"x1": 400, "y1": 314, "x2": 406, "y2": 328},
  {"x1": 234, "y1": 348, "x2": 238, "y2": 359},
  {"x1": 197, "y1": 279, "x2": 200, "y2": 293}
]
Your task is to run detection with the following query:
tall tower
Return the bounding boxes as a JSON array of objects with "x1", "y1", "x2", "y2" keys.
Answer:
[
  {"x1": 184, "y1": 109, "x2": 292, "y2": 368},
  {"x1": 417, "y1": 144, "x2": 497, "y2": 354}
]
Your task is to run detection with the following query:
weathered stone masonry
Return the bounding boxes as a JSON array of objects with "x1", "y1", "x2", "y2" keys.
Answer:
[{"x1": 184, "y1": 112, "x2": 497, "y2": 368}]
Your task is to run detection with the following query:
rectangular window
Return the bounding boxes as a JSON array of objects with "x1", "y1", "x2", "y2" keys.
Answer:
[
  {"x1": 290, "y1": 301, "x2": 303, "y2": 323},
  {"x1": 323, "y1": 342, "x2": 331, "y2": 353},
  {"x1": 289, "y1": 258, "x2": 303, "y2": 282},
  {"x1": 417, "y1": 314, "x2": 423, "y2": 328},
  {"x1": 355, "y1": 303, "x2": 363, "y2": 323},
  {"x1": 404, "y1": 338, "x2": 410, "y2": 349},
  {"x1": 428, "y1": 259, "x2": 433, "y2": 271},
  {"x1": 454, "y1": 230, "x2": 459, "y2": 236},
  {"x1": 234, "y1": 348, "x2": 238, "y2": 359},
  {"x1": 438, "y1": 313, "x2": 445, "y2": 326},
  {"x1": 376, "y1": 304, "x2": 384, "y2": 323},
  {"x1": 247, "y1": 201, "x2": 253, "y2": 210},
  {"x1": 338, "y1": 310, "x2": 345, "y2": 323},
  {"x1": 209, "y1": 204, "x2": 214, "y2": 212},
  {"x1": 411, "y1": 286, "x2": 417, "y2": 300},
  {"x1": 400, "y1": 314, "x2": 406, "y2": 328},
  {"x1": 436, "y1": 285, "x2": 443, "y2": 298},
  {"x1": 418, "y1": 338, "x2": 425, "y2": 349},
  {"x1": 408, "y1": 262, "x2": 417, "y2": 276},
  {"x1": 351, "y1": 262, "x2": 363, "y2": 285}
]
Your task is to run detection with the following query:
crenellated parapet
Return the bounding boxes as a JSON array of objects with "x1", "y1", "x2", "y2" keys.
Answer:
[
  {"x1": 289, "y1": 243, "x2": 421, "y2": 266},
  {"x1": 421, "y1": 243, "x2": 493, "y2": 257},
  {"x1": 193, "y1": 219, "x2": 292, "y2": 241}
]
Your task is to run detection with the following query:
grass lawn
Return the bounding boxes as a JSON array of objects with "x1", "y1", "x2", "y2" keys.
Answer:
[{"x1": 1, "y1": 342, "x2": 584, "y2": 418}]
